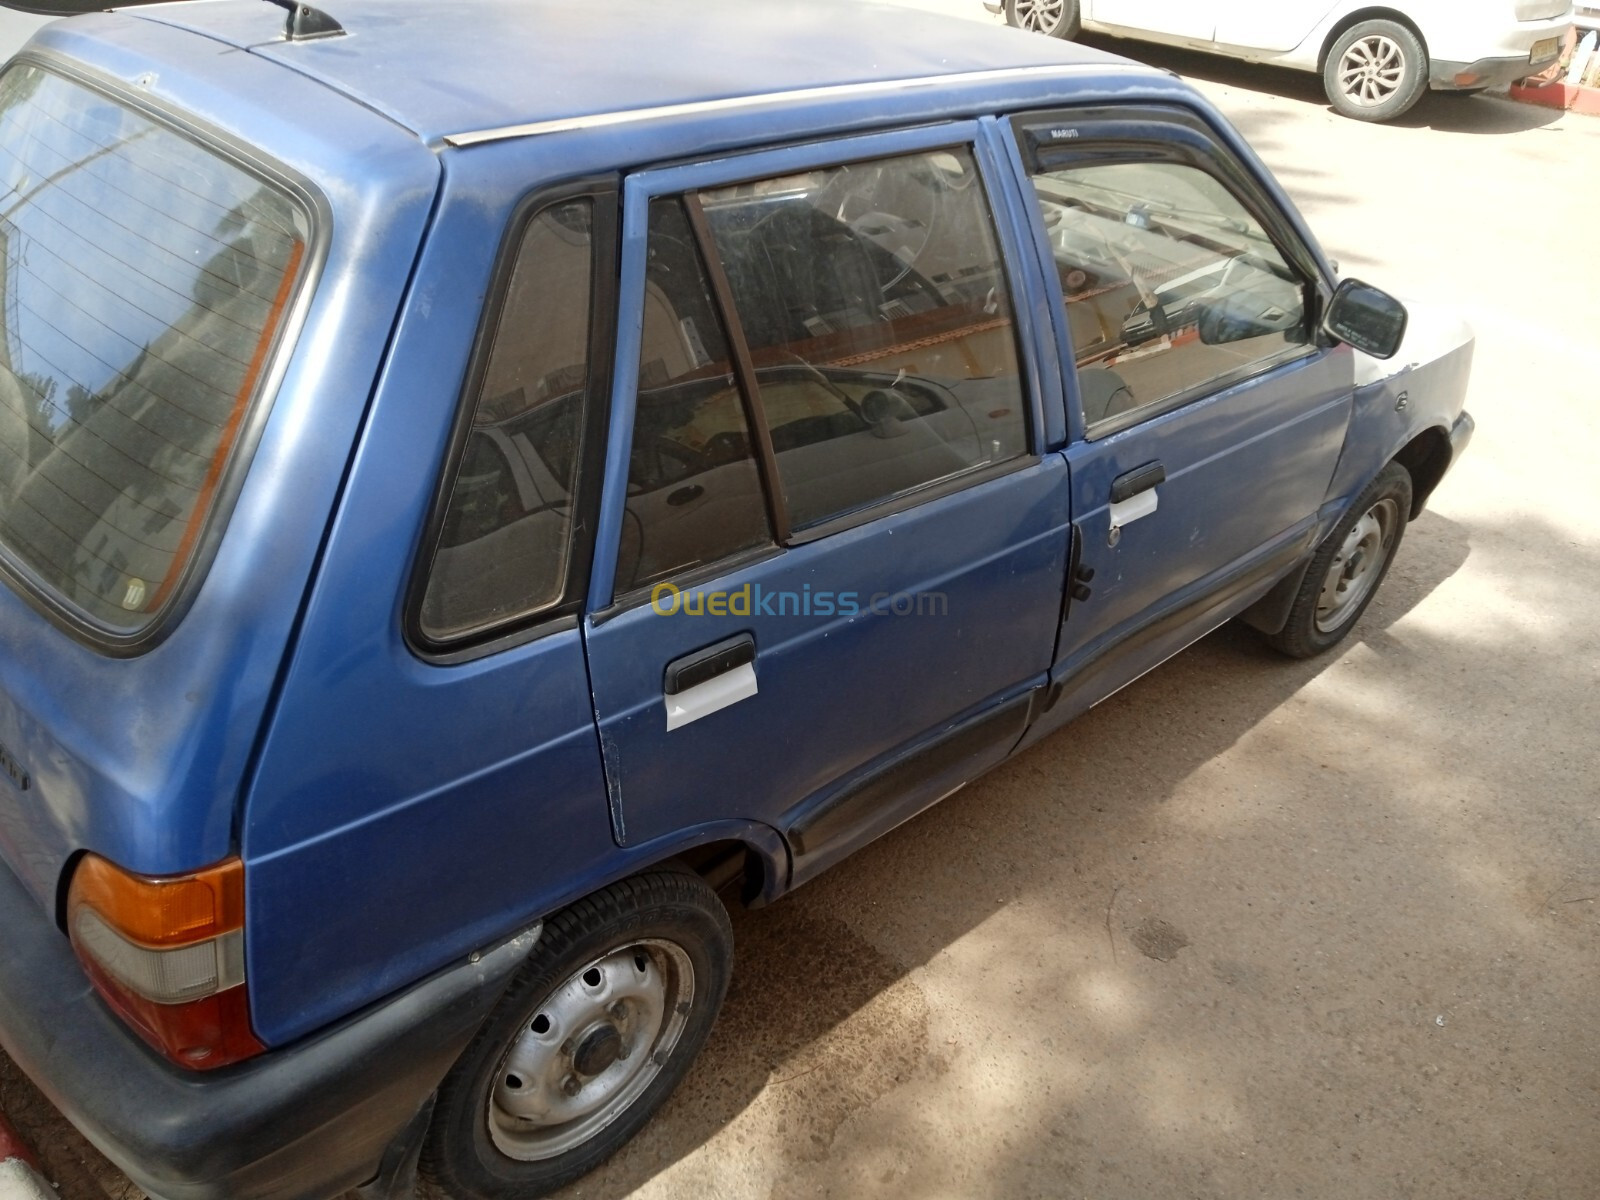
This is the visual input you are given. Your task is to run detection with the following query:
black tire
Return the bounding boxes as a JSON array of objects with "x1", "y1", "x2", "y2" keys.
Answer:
[
  {"x1": 1322, "y1": 19, "x2": 1429, "y2": 122},
  {"x1": 420, "y1": 871, "x2": 733, "y2": 1199},
  {"x1": 1004, "y1": 0, "x2": 1080, "y2": 39},
  {"x1": 1266, "y1": 463, "x2": 1412, "y2": 659}
]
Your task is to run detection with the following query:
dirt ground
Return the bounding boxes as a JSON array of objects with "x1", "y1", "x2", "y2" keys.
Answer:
[{"x1": 4, "y1": 10, "x2": 1598, "y2": 1200}]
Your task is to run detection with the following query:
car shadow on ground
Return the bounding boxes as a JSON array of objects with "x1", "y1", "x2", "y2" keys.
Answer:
[
  {"x1": 542, "y1": 510, "x2": 1484, "y2": 1199},
  {"x1": 1072, "y1": 33, "x2": 1565, "y2": 136}
]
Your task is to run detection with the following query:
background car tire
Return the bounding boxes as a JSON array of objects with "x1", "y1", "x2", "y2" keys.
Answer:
[
  {"x1": 1266, "y1": 463, "x2": 1412, "y2": 659},
  {"x1": 1323, "y1": 20, "x2": 1429, "y2": 122},
  {"x1": 419, "y1": 870, "x2": 733, "y2": 1200},
  {"x1": 1004, "y1": 0, "x2": 1080, "y2": 40}
]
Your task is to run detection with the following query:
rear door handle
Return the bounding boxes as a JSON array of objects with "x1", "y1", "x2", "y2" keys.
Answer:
[
  {"x1": 1110, "y1": 461, "x2": 1166, "y2": 503},
  {"x1": 663, "y1": 633, "x2": 758, "y2": 731},
  {"x1": 1108, "y1": 460, "x2": 1165, "y2": 540}
]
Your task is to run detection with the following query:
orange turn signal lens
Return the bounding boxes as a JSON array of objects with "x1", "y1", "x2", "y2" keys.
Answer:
[{"x1": 67, "y1": 853, "x2": 243, "y2": 948}]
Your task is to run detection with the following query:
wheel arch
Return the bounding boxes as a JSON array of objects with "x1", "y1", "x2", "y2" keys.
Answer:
[
  {"x1": 670, "y1": 836, "x2": 786, "y2": 909},
  {"x1": 1319, "y1": 7, "x2": 1430, "y2": 72},
  {"x1": 1391, "y1": 424, "x2": 1453, "y2": 519}
]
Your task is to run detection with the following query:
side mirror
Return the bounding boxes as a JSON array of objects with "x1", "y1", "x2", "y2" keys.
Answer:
[{"x1": 1324, "y1": 279, "x2": 1408, "y2": 360}]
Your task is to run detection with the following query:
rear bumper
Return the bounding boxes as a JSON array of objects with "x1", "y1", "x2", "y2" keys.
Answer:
[
  {"x1": 1449, "y1": 410, "x2": 1476, "y2": 464},
  {"x1": 1431, "y1": 49, "x2": 1563, "y2": 90},
  {"x1": 0, "y1": 857, "x2": 536, "y2": 1200}
]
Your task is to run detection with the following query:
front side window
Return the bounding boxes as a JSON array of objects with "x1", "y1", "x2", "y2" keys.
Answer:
[
  {"x1": 700, "y1": 148, "x2": 1029, "y2": 530},
  {"x1": 0, "y1": 65, "x2": 309, "y2": 634},
  {"x1": 420, "y1": 200, "x2": 596, "y2": 642},
  {"x1": 1029, "y1": 159, "x2": 1311, "y2": 433}
]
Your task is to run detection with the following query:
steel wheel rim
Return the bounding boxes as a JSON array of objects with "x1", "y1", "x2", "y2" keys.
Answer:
[
  {"x1": 1013, "y1": 0, "x2": 1066, "y2": 33},
  {"x1": 1316, "y1": 497, "x2": 1398, "y2": 633},
  {"x1": 1337, "y1": 35, "x2": 1407, "y2": 107},
  {"x1": 487, "y1": 939, "x2": 695, "y2": 1161}
]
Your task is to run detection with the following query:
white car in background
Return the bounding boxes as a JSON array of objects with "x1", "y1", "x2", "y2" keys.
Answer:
[{"x1": 990, "y1": 0, "x2": 1574, "y2": 120}]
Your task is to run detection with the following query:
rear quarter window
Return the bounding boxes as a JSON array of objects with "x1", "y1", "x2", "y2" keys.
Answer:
[{"x1": 0, "y1": 64, "x2": 310, "y2": 638}]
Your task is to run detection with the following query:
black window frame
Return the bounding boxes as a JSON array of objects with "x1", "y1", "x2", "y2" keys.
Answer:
[
  {"x1": 405, "y1": 176, "x2": 620, "y2": 663},
  {"x1": 601, "y1": 141, "x2": 1039, "y2": 616},
  {"x1": 1014, "y1": 105, "x2": 1334, "y2": 442},
  {"x1": 0, "y1": 53, "x2": 328, "y2": 657}
]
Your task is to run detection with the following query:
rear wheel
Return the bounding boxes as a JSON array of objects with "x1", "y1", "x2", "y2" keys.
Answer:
[
  {"x1": 1323, "y1": 20, "x2": 1429, "y2": 122},
  {"x1": 420, "y1": 871, "x2": 733, "y2": 1199},
  {"x1": 1004, "y1": 0, "x2": 1080, "y2": 39}
]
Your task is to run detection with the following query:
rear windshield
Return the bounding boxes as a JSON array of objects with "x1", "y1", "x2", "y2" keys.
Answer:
[{"x1": 0, "y1": 64, "x2": 308, "y2": 635}]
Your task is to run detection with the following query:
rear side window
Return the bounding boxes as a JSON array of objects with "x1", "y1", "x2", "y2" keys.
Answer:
[
  {"x1": 419, "y1": 200, "x2": 597, "y2": 642},
  {"x1": 0, "y1": 65, "x2": 309, "y2": 635}
]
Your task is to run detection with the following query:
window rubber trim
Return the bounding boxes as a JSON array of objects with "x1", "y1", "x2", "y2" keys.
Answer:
[
  {"x1": 404, "y1": 175, "x2": 621, "y2": 662},
  {"x1": 0, "y1": 52, "x2": 330, "y2": 658}
]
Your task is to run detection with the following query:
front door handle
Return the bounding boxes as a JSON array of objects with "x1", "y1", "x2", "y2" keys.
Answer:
[
  {"x1": 1108, "y1": 460, "x2": 1165, "y2": 545},
  {"x1": 663, "y1": 633, "x2": 758, "y2": 731}
]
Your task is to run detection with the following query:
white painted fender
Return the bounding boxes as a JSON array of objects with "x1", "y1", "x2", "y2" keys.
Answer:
[{"x1": 1351, "y1": 298, "x2": 1474, "y2": 389}]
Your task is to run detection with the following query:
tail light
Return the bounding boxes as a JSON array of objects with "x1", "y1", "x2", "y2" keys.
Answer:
[{"x1": 66, "y1": 854, "x2": 265, "y2": 1070}]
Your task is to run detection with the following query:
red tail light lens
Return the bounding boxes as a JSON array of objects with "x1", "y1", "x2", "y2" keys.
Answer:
[{"x1": 66, "y1": 854, "x2": 264, "y2": 1070}]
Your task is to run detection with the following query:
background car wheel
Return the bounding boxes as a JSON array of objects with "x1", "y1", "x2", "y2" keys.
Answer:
[
  {"x1": 1267, "y1": 463, "x2": 1412, "y2": 659},
  {"x1": 1323, "y1": 20, "x2": 1429, "y2": 122},
  {"x1": 1004, "y1": 0, "x2": 1080, "y2": 39},
  {"x1": 420, "y1": 871, "x2": 733, "y2": 1199}
]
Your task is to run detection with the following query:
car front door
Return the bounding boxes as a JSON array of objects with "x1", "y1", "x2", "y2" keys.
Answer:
[
  {"x1": 582, "y1": 124, "x2": 1070, "y2": 882},
  {"x1": 1009, "y1": 106, "x2": 1353, "y2": 714},
  {"x1": 1087, "y1": 0, "x2": 1214, "y2": 43}
]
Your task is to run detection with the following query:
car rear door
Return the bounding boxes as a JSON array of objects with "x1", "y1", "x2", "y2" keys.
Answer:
[
  {"x1": 1087, "y1": 0, "x2": 1214, "y2": 43},
  {"x1": 581, "y1": 123, "x2": 1070, "y2": 883},
  {"x1": 1008, "y1": 105, "x2": 1353, "y2": 716},
  {"x1": 1212, "y1": 0, "x2": 1335, "y2": 53}
]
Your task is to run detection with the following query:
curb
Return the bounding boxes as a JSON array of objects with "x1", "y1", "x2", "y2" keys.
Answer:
[
  {"x1": 0, "y1": 1113, "x2": 54, "y2": 1200},
  {"x1": 1508, "y1": 80, "x2": 1600, "y2": 115}
]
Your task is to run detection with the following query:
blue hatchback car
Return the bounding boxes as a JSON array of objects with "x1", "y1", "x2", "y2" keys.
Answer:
[{"x1": 0, "y1": 2, "x2": 1473, "y2": 1197}]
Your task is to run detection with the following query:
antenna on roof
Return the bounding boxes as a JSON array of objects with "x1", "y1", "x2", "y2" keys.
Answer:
[{"x1": 262, "y1": 0, "x2": 345, "y2": 41}]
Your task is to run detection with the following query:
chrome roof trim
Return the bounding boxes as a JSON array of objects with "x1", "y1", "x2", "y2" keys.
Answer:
[{"x1": 443, "y1": 63, "x2": 1150, "y2": 148}]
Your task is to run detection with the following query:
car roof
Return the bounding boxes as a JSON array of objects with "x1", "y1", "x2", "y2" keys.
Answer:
[{"x1": 124, "y1": 0, "x2": 1149, "y2": 145}]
